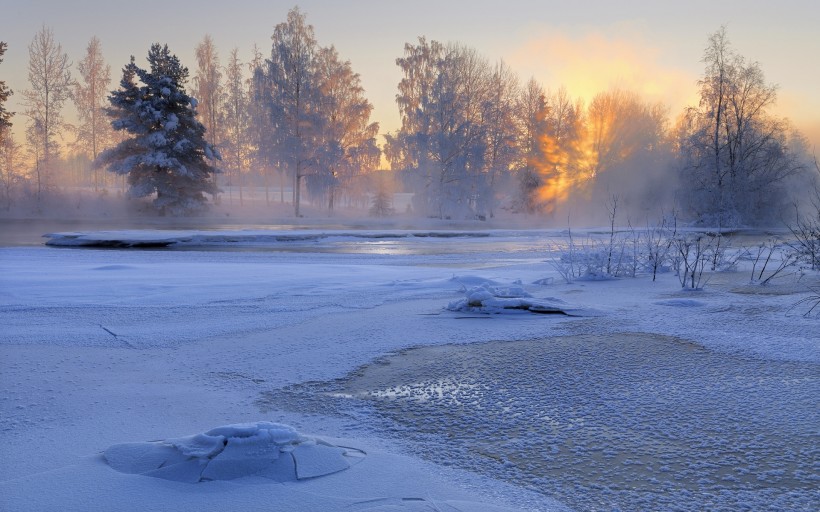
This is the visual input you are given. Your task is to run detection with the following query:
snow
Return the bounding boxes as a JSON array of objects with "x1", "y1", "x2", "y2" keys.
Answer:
[
  {"x1": 164, "y1": 113, "x2": 179, "y2": 131},
  {"x1": 1, "y1": 227, "x2": 818, "y2": 511}
]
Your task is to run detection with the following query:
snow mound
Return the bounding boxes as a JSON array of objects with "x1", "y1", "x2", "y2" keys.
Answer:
[
  {"x1": 104, "y1": 421, "x2": 364, "y2": 483},
  {"x1": 447, "y1": 283, "x2": 586, "y2": 315}
]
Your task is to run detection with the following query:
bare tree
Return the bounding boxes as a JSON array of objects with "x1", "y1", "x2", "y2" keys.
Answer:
[
  {"x1": 387, "y1": 37, "x2": 444, "y2": 214},
  {"x1": 194, "y1": 35, "x2": 223, "y2": 201},
  {"x1": 676, "y1": 26, "x2": 806, "y2": 225},
  {"x1": 530, "y1": 86, "x2": 584, "y2": 213},
  {"x1": 514, "y1": 77, "x2": 547, "y2": 212},
  {"x1": 247, "y1": 44, "x2": 273, "y2": 203},
  {"x1": 222, "y1": 47, "x2": 249, "y2": 205},
  {"x1": 22, "y1": 26, "x2": 72, "y2": 200},
  {"x1": 72, "y1": 36, "x2": 112, "y2": 191},
  {"x1": 585, "y1": 88, "x2": 666, "y2": 180},
  {"x1": 482, "y1": 60, "x2": 520, "y2": 217},
  {"x1": 194, "y1": 35, "x2": 223, "y2": 147}
]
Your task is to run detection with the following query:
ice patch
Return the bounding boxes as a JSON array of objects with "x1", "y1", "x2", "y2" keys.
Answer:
[{"x1": 104, "y1": 421, "x2": 364, "y2": 483}]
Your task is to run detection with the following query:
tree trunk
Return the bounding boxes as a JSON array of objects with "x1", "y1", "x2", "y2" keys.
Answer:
[{"x1": 294, "y1": 163, "x2": 302, "y2": 217}]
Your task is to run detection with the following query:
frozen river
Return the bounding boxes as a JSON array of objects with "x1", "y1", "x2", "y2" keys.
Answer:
[{"x1": 2, "y1": 224, "x2": 818, "y2": 511}]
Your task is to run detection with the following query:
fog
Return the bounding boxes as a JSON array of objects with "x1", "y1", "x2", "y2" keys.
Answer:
[{"x1": 2, "y1": 17, "x2": 819, "y2": 238}]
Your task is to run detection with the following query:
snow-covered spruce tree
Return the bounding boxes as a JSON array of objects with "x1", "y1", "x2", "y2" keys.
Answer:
[{"x1": 96, "y1": 44, "x2": 220, "y2": 214}]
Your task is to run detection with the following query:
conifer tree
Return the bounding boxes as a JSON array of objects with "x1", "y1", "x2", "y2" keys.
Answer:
[
  {"x1": 97, "y1": 44, "x2": 220, "y2": 214},
  {"x1": 0, "y1": 42, "x2": 13, "y2": 137}
]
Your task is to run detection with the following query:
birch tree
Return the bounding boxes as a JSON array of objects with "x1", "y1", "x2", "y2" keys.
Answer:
[
  {"x1": 22, "y1": 26, "x2": 72, "y2": 199},
  {"x1": 392, "y1": 39, "x2": 495, "y2": 218},
  {"x1": 481, "y1": 60, "x2": 520, "y2": 216},
  {"x1": 194, "y1": 35, "x2": 223, "y2": 199},
  {"x1": 72, "y1": 36, "x2": 112, "y2": 191},
  {"x1": 311, "y1": 45, "x2": 380, "y2": 211},
  {"x1": 514, "y1": 77, "x2": 547, "y2": 212},
  {"x1": 267, "y1": 7, "x2": 320, "y2": 216},
  {"x1": 676, "y1": 26, "x2": 805, "y2": 225},
  {"x1": 223, "y1": 47, "x2": 249, "y2": 204},
  {"x1": 247, "y1": 44, "x2": 273, "y2": 203},
  {"x1": 194, "y1": 36, "x2": 223, "y2": 146}
]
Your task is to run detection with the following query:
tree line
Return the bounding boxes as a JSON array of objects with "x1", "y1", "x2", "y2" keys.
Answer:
[{"x1": 0, "y1": 8, "x2": 817, "y2": 225}]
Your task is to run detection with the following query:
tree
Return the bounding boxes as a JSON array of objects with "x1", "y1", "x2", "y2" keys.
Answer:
[
  {"x1": 247, "y1": 44, "x2": 274, "y2": 203},
  {"x1": 311, "y1": 45, "x2": 380, "y2": 211},
  {"x1": 96, "y1": 44, "x2": 220, "y2": 215},
  {"x1": 392, "y1": 39, "x2": 495, "y2": 219},
  {"x1": 266, "y1": 6, "x2": 320, "y2": 217},
  {"x1": 72, "y1": 36, "x2": 113, "y2": 191},
  {"x1": 676, "y1": 27, "x2": 805, "y2": 225},
  {"x1": 194, "y1": 35, "x2": 223, "y2": 148},
  {"x1": 584, "y1": 89, "x2": 662, "y2": 179},
  {"x1": 0, "y1": 130, "x2": 21, "y2": 210},
  {"x1": 529, "y1": 86, "x2": 584, "y2": 213},
  {"x1": 194, "y1": 35, "x2": 223, "y2": 199},
  {"x1": 582, "y1": 88, "x2": 669, "y2": 211},
  {"x1": 514, "y1": 77, "x2": 547, "y2": 212},
  {"x1": 223, "y1": 47, "x2": 249, "y2": 205},
  {"x1": 22, "y1": 26, "x2": 72, "y2": 199},
  {"x1": 432, "y1": 44, "x2": 493, "y2": 219},
  {"x1": 481, "y1": 60, "x2": 520, "y2": 217},
  {"x1": 0, "y1": 41, "x2": 13, "y2": 138},
  {"x1": 386, "y1": 37, "x2": 444, "y2": 211}
]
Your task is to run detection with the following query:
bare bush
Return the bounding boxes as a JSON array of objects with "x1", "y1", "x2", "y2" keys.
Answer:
[
  {"x1": 749, "y1": 238, "x2": 799, "y2": 285},
  {"x1": 642, "y1": 213, "x2": 677, "y2": 281},
  {"x1": 787, "y1": 287, "x2": 820, "y2": 318},
  {"x1": 673, "y1": 234, "x2": 716, "y2": 289},
  {"x1": 549, "y1": 228, "x2": 641, "y2": 283},
  {"x1": 787, "y1": 211, "x2": 820, "y2": 271}
]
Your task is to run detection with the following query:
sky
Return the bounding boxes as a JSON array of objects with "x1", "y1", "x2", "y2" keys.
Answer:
[{"x1": 2, "y1": 0, "x2": 819, "y2": 150}]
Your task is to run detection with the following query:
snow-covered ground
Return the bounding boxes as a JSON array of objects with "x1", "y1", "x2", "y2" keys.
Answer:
[{"x1": 1, "y1": 228, "x2": 818, "y2": 511}]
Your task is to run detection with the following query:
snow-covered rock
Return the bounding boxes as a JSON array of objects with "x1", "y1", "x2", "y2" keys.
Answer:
[
  {"x1": 447, "y1": 282, "x2": 584, "y2": 315},
  {"x1": 104, "y1": 421, "x2": 364, "y2": 483}
]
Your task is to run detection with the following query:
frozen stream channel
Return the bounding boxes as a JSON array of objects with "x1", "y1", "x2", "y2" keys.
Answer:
[{"x1": 265, "y1": 333, "x2": 819, "y2": 511}]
